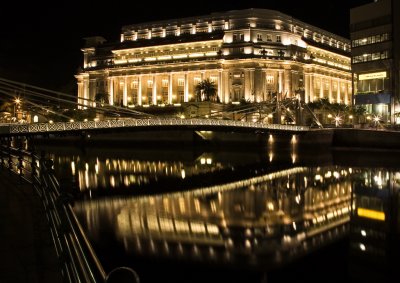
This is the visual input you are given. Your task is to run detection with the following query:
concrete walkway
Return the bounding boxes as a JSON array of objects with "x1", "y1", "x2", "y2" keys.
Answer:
[{"x1": 0, "y1": 169, "x2": 63, "y2": 282}]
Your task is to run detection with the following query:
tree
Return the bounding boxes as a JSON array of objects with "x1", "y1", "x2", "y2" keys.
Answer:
[
  {"x1": 195, "y1": 79, "x2": 218, "y2": 102},
  {"x1": 95, "y1": 92, "x2": 109, "y2": 106}
]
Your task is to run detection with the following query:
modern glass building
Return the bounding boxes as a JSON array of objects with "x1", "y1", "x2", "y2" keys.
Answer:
[
  {"x1": 76, "y1": 9, "x2": 352, "y2": 109},
  {"x1": 350, "y1": 0, "x2": 400, "y2": 123}
]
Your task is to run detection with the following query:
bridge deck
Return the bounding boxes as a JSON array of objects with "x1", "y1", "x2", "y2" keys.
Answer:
[{"x1": 0, "y1": 169, "x2": 63, "y2": 282}]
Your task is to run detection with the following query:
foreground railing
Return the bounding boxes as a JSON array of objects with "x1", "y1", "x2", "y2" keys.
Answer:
[{"x1": 0, "y1": 143, "x2": 139, "y2": 283}]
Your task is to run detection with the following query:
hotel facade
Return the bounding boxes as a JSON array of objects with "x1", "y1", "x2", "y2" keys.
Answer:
[
  {"x1": 351, "y1": 0, "x2": 400, "y2": 123},
  {"x1": 76, "y1": 9, "x2": 352, "y2": 108}
]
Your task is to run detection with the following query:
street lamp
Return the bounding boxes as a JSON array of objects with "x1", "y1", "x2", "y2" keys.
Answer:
[{"x1": 14, "y1": 97, "x2": 21, "y2": 121}]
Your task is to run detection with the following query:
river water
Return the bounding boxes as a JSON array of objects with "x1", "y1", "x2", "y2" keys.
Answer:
[{"x1": 42, "y1": 144, "x2": 400, "y2": 283}]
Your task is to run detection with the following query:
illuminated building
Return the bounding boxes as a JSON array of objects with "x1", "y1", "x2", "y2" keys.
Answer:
[
  {"x1": 76, "y1": 9, "x2": 352, "y2": 108},
  {"x1": 350, "y1": 0, "x2": 400, "y2": 123}
]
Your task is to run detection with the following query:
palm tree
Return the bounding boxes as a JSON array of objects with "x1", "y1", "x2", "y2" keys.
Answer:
[
  {"x1": 195, "y1": 79, "x2": 218, "y2": 102},
  {"x1": 95, "y1": 92, "x2": 109, "y2": 107}
]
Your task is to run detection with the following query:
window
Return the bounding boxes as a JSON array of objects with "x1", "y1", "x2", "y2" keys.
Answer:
[
  {"x1": 257, "y1": 34, "x2": 262, "y2": 41},
  {"x1": 266, "y1": 75, "x2": 274, "y2": 84},
  {"x1": 132, "y1": 80, "x2": 138, "y2": 89},
  {"x1": 266, "y1": 34, "x2": 272, "y2": 41},
  {"x1": 352, "y1": 33, "x2": 390, "y2": 47},
  {"x1": 194, "y1": 77, "x2": 201, "y2": 85},
  {"x1": 233, "y1": 33, "x2": 244, "y2": 41},
  {"x1": 162, "y1": 79, "x2": 168, "y2": 87},
  {"x1": 276, "y1": 35, "x2": 281, "y2": 43},
  {"x1": 178, "y1": 78, "x2": 184, "y2": 86},
  {"x1": 147, "y1": 80, "x2": 153, "y2": 88},
  {"x1": 209, "y1": 76, "x2": 217, "y2": 83}
]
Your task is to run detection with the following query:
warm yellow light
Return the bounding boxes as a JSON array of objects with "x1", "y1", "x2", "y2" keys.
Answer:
[
  {"x1": 357, "y1": 208, "x2": 385, "y2": 221},
  {"x1": 15, "y1": 98, "x2": 21, "y2": 104}
]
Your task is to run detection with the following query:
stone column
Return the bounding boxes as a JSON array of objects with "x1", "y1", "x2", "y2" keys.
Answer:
[
  {"x1": 223, "y1": 70, "x2": 230, "y2": 103},
  {"x1": 108, "y1": 77, "x2": 114, "y2": 105},
  {"x1": 320, "y1": 77, "x2": 324, "y2": 99},
  {"x1": 123, "y1": 77, "x2": 128, "y2": 106},
  {"x1": 168, "y1": 73, "x2": 173, "y2": 104},
  {"x1": 244, "y1": 70, "x2": 251, "y2": 101},
  {"x1": 83, "y1": 78, "x2": 89, "y2": 108},
  {"x1": 284, "y1": 69, "x2": 291, "y2": 97},
  {"x1": 344, "y1": 81, "x2": 349, "y2": 105},
  {"x1": 184, "y1": 72, "x2": 189, "y2": 102},
  {"x1": 329, "y1": 78, "x2": 333, "y2": 103},
  {"x1": 77, "y1": 81, "x2": 83, "y2": 108},
  {"x1": 218, "y1": 70, "x2": 223, "y2": 102},
  {"x1": 304, "y1": 74, "x2": 310, "y2": 103},
  {"x1": 309, "y1": 75, "x2": 314, "y2": 102},
  {"x1": 89, "y1": 79, "x2": 96, "y2": 107},
  {"x1": 138, "y1": 75, "x2": 142, "y2": 106},
  {"x1": 152, "y1": 75, "x2": 157, "y2": 105},
  {"x1": 337, "y1": 79, "x2": 341, "y2": 104},
  {"x1": 278, "y1": 70, "x2": 284, "y2": 94}
]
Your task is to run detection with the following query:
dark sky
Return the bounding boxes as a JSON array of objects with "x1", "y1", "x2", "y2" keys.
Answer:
[{"x1": 0, "y1": 0, "x2": 372, "y2": 92}]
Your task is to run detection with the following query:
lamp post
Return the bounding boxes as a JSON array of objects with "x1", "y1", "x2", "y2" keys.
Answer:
[{"x1": 14, "y1": 98, "x2": 21, "y2": 121}]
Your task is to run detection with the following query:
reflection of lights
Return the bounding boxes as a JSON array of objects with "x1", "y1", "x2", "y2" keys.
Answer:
[
  {"x1": 267, "y1": 202, "x2": 274, "y2": 210},
  {"x1": 357, "y1": 208, "x2": 385, "y2": 221},
  {"x1": 292, "y1": 222, "x2": 297, "y2": 231},
  {"x1": 95, "y1": 164, "x2": 99, "y2": 174},
  {"x1": 325, "y1": 171, "x2": 332, "y2": 178},
  {"x1": 181, "y1": 168, "x2": 186, "y2": 179},
  {"x1": 333, "y1": 171, "x2": 340, "y2": 179},
  {"x1": 245, "y1": 239, "x2": 252, "y2": 249},
  {"x1": 71, "y1": 161, "x2": 75, "y2": 175},
  {"x1": 268, "y1": 134, "x2": 274, "y2": 143},
  {"x1": 269, "y1": 151, "x2": 274, "y2": 162},
  {"x1": 85, "y1": 163, "x2": 89, "y2": 171},
  {"x1": 315, "y1": 174, "x2": 322, "y2": 181},
  {"x1": 295, "y1": 195, "x2": 301, "y2": 204},
  {"x1": 359, "y1": 243, "x2": 366, "y2": 251},
  {"x1": 361, "y1": 230, "x2": 366, "y2": 237},
  {"x1": 291, "y1": 153, "x2": 296, "y2": 164}
]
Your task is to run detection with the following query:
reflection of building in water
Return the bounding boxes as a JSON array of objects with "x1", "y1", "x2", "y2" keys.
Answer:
[
  {"x1": 349, "y1": 168, "x2": 400, "y2": 282},
  {"x1": 74, "y1": 166, "x2": 352, "y2": 269},
  {"x1": 50, "y1": 152, "x2": 224, "y2": 191}
]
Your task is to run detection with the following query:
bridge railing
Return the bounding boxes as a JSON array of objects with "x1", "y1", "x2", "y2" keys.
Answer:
[
  {"x1": 6, "y1": 118, "x2": 310, "y2": 135},
  {"x1": 0, "y1": 144, "x2": 139, "y2": 283}
]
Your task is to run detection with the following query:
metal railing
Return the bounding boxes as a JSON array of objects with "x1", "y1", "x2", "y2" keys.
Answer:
[{"x1": 0, "y1": 143, "x2": 139, "y2": 283}]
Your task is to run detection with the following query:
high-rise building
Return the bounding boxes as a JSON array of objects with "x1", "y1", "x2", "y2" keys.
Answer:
[
  {"x1": 76, "y1": 9, "x2": 351, "y2": 109},
  {"x1": 350, "y1": 0, "x2": 400, "y2": 123}
]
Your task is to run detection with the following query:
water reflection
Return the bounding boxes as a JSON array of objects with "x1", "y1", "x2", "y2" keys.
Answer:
[
  {"x1": 73, "y1": 166, "x2": 352, "y2": 272},
  {"x1": 43, "y1": 145, "x2": 400, "y2": 282},
  {"x1": 348, "y1": 168, "x2": 400, "y2": 282}
]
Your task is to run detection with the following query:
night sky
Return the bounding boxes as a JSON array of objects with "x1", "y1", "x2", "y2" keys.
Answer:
[{"x1": 0, "y1": 0, "x2": 372, "y2": 92}]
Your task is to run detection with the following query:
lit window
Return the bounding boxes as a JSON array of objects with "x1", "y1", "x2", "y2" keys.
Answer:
[
  {"x1": 147, "y1": 80, "x2": 153, "y2": 88},
  {"x1": 266, "y1": 75, "x2": 274, "y2": 84},
  {"x1": 178, "y1": 78, "x2": 184, "y2": 86},
  {"x1": 162, "y1": 79, "x2": 168, "y2": 87},
  {"x1": 209, "y1": 76, "x2": 217, "y2": 83}
]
